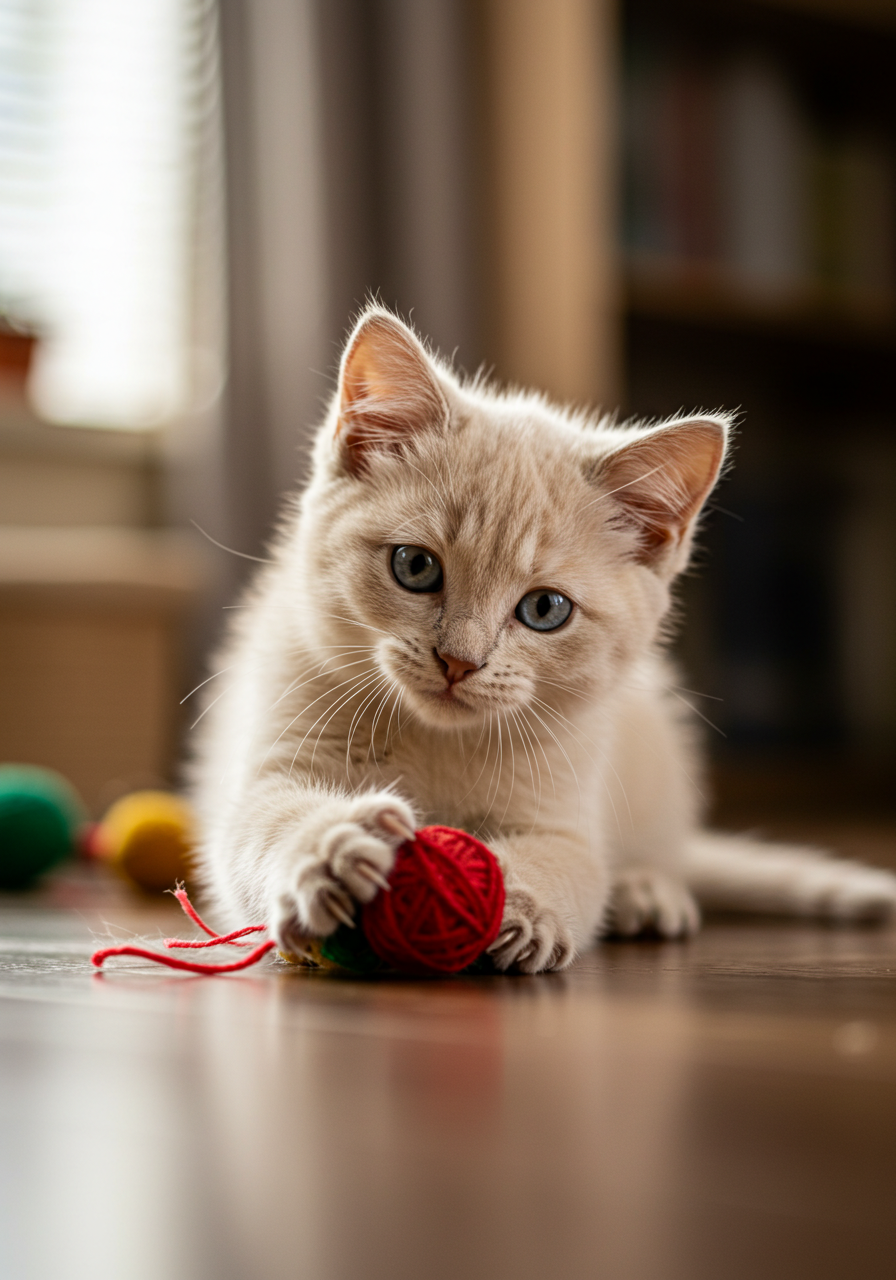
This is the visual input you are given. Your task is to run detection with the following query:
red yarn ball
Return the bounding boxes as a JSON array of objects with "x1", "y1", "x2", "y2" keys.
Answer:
[{"x1": 362, "y1": 825, "x2": 505, "y2": 975}]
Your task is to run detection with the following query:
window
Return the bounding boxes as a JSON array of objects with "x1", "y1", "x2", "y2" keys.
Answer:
[{"x1": 0, "y1": 0, "x2": 214, "y2": 429}]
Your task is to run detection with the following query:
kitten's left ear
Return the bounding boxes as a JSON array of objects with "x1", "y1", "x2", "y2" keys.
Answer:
[
  {"x1": 335, "y1": 309, "x2": 448, "y2": 475},
  {"x1": 594, "y1": 416, "x2": 730, "y2": 574}
]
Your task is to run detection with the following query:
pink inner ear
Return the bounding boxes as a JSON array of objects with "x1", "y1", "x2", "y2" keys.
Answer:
[
  {"x1": 336, "y1": 313, "x2": 446, "y2": 474},
  {"x1": 600, "y1": 422, "x2": 726, "y2": 563}
]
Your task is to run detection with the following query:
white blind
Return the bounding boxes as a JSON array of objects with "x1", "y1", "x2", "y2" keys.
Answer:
[{"x1": 0, "y1": 0, "x2": 213, "y2": 429}]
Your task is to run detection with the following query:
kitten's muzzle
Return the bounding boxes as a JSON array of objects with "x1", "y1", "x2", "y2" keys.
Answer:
[{"x1": 434, "y1": 648, "x2": 481, "y2": 686}]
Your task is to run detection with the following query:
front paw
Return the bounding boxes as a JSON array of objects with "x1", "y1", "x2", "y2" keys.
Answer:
[
  {"x1": 606, "y1": 868, "x2": 700, "y2": 939},
  {"x1": 273, "y1": 793, "x2": 415, "y2": 952},
  {"x1": 487, "y1": 887, "x2": 574, "y2": 974}
]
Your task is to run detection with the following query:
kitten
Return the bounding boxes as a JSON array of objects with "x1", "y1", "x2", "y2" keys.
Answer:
[{"x1": 191, "y1": 307, "x2": 896, "y2": 972}]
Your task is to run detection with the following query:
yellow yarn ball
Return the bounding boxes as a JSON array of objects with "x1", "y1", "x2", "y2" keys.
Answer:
[{"x1": 99, "y1": 791, "x2": 194, "y2": 893}]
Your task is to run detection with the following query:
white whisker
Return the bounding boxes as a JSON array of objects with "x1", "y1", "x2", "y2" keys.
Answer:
[
  {"x1": 260, "y1": 665, "x2": 378, "y2": 770},
  {"x1": 180, "y1": 666, "x2": 232, "y2": 705},
  {"x1": 509, "y1": 707, "x2": 540, "y2": 828},
  {"x1": 319, "y1": 613, "x2": 399, "y2": 641},
  {"x1": 271, "y1": 655, "x2": 376, "y2": 711},
  {"x1": 299, "y1": 671, "x2": 386, "y2": 776},
  {"x1": 498, "y1": 712, "x2": 518, "y2": 828},
  {"x1": 525, "y1": 703, "x2": 583, "y2": 829},
  {"x1": 521, "y1": 705, "x2": 556, "y2": 801},
  {"x1": 191, "y1": 520, "x2": 273, "y2": 563},
  {"x1": 345, "y1": 676, "x2": 391, "y2": 775},
  {"x1": 189, "y1": 680, "x2": 235, "y2": 730},
  {"x1": 669, "y1": 690, "x2": 727, "y2": 737},
  {"x1": 368, "y1": 681, "x2": 397, "y2": 767}
]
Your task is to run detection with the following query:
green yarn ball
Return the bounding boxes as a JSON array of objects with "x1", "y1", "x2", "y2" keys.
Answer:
[{"x1": 0, "y1": 765, "x2": 85, "y2": 890}]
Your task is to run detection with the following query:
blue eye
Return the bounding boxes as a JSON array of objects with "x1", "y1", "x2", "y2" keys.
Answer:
[
  {"x1": 515, "y1": 590, "x2": 572, "y2": 632},
  {"x1": 391, "y1": 545, "x2": 443, "y2": 592}
]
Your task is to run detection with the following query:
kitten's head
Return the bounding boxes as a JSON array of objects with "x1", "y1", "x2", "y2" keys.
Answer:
[{"x1": 296, "y1": 307, "x2": 730, "y2": 729}]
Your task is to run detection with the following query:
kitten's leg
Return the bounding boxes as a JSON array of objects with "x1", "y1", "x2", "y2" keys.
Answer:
[
  {"x1": 200, "y1": 777, "x2": 416, "y2": 953},
  {"x1": 684, "y1": 833, "x2": 896, "y2": 921},
  {"x1": 603, "y1": 663, "x2": 896, "y2": 930},
  {"x1": 602, "y1": 660, "x2": 704, "y2": 939},
  {"x1": 485, "y1": 831, "x2": 611, "y2": 973}
]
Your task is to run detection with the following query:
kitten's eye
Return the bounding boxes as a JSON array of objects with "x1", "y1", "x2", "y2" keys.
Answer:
[
  {"x1": 515, "y1": 590, "x2": 572, "y2": 632},
  {"x1": 391, "y1": 545, "x2": 443, "y2": 593}
]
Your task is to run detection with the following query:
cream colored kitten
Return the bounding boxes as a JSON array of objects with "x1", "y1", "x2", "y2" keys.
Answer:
[{"x1": 191, "y1": 307, "x2": 896, "y2": 971}]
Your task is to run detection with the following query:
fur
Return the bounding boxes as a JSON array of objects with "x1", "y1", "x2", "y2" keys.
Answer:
[{"x1": 190, "y1": 307, "x2": 896, "y2": 971}]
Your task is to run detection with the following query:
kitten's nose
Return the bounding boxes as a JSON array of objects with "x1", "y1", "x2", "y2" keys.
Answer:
[{"x1": 435, "y1": 649, "x2": 480, "y2": 685}]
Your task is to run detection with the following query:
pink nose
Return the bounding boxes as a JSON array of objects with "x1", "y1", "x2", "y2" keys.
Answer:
[{"x1": 435, "y1": 650, "x2": 480, "y2": 685}]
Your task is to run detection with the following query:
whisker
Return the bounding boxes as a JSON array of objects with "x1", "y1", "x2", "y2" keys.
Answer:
[
  {"x1": 539, "y1": 675, "x2": 708, "y2": 800},
  {"x1": 191, "y1": 519, "x2": 274, "y2": 563},
  {"x1": 529, "y1": 696, "x2": 630, "y2": 837},
  {"x1": 271, "y1": 655, "x2": 376, "y2": 711},
  {"x1": 509, "y1": 707, "x2": 540, "y2": 829},
  {"x1": 180, "y1": 665, "x2": 232, "y2": 705},
  {"x1": 319, "y1": 614, "x2": 399, "y2": 641},
  {"x1": 189, "y1": 680, "x2": 236, "y2": 731},
  {"x1": 482, "y1": 712, "x2": 506, "y2": 830},
  {"x1": 459, "y1": 711, "x2": 489, "y2": 780},
  {"x1": 521, "y1": 705, "x2": 556, "y2": 801},
  {"x1": 384, "y1": 679, "x2": 403, "y2": 748},
  {"x1": 669, "y1": 690, "x2": 727, "y2": 737},
  {"x1": 368, "y1": 681, "x2": 397, "y2": 767},
  {"x1": 671, "y1": 685, "x2": 724, "y2": 702},
  {"x1": 260, "y1": 666, "x2": 379, "y2": 770},
  {"x1": 345, "y1": 676, "x2": 391, "y2": 775},
  {"x1": 301, "y1": 671, "x2": 386, "y2": 776},
  {"x1": 498, "y1": 712, "x2": 518, "y2": 828},
  {"x1": 536, "y1": 677, "x2": 593, "y2": 703},
  {"x1": 479, "y1": 712, "x2": 500, "y2": 825},
  {"x1": 525, "y1": 704, "x2": 582, "y2": 828}
]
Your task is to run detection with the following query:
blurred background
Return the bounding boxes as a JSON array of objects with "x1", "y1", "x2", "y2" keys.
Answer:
[{"x1": 0, "y1": 0, "x2": 893, "y2": 828}]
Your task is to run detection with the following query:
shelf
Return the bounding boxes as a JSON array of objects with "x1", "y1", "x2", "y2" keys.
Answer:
[
  {"x1": 749, "y1": 0, "x2": 896, "y2": 31},
  {"x1": 0, "y1": 383, "x2": 160, "y2": 463},
  {"x1": 625, "y1": 263, "x2": 896, "y2": 349},
  {"x1": 0, "y1": 527, "x2": 209, "y2": 613}
]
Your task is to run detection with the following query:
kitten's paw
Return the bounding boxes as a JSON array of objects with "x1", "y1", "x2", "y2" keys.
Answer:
[
  {"x1": 487, "y1": 887, "x2": 575, "y2": 974},
  {"x1": 792, "y1": 860, "x2": 896, "y2": 922},
  {"x1": 606, "y1": 868, "x2": 700, "y2": 939},
  {"x1": 273, "y1": 793, "x2": 416, "y2": 951}
]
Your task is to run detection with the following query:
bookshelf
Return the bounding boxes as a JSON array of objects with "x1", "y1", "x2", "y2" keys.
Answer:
[
  {"x1": 622, "y1": 0, "x2": 896, "y2": 814},
  {"x1": 481, "y1": 0, "x2": 896, "y2": 815},
  {"x1": 627, "y1": 264, "x2": 896, "y2": 349}
]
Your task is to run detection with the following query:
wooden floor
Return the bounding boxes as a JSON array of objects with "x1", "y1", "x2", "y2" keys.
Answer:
[{"x1": 1, "y1": 828, "x2": 895, "y2": 1280}]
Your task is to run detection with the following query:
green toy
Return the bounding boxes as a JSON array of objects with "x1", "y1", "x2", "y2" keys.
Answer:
[{"x1": 0, "y1": 764, "x2": 85, "y2": 889}]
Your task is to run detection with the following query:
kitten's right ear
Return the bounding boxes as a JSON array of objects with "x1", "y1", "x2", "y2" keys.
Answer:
[{"x1": 335, "y1": 310, "x2": 448, "y2": 475}]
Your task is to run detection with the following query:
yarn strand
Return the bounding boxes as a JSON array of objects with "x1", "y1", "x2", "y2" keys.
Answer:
[
  {"x1": 91, "y1": 885, "x2": 275, "y2": 975},
  {"x1": 169, "y1": 884, "x2": 225, "y2": 937},
  {"x1": 91, "y1": 938, "x2": 276, "y2": 975}
]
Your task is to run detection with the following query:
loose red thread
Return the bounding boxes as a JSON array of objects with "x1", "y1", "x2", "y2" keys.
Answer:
[{"x1": 91, "y1": 884, "x2": 274, "y2": 975}]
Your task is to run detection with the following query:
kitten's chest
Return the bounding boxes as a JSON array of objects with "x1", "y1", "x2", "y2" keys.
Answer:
[
  {"x1": 344, "y1": 731, "x2": 468, "y2": 816},
  {"x1": 346, "y1": 719, "x2": 581, "y2": 833}
]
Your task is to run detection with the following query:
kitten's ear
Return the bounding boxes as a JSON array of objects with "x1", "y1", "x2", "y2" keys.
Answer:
[
  {"x1": 335, "y1": 309, "x2": 448, "y2": 474},
  {"x1": 594, "y1": 417, "x2": 729, "y2": 573}
]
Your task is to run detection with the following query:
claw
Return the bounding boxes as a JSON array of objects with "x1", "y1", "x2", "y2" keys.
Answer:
[
  {"x1": 356, "y1": 861, "x2": 392, "y2": 892},
  {"x1": 488, "y1": 929, "x2": 518, "y2": 952},
  {"x1": 378, "y1": 812, "x2": 416, "y2": 844},
  {"x1": 323, "y1": 891, "x2": 356, "y2": 929}
]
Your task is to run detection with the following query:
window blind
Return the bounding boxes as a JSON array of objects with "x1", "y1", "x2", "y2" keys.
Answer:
[{"x1": 0, "y1": 0, "x2": 216, "y2": 429}]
